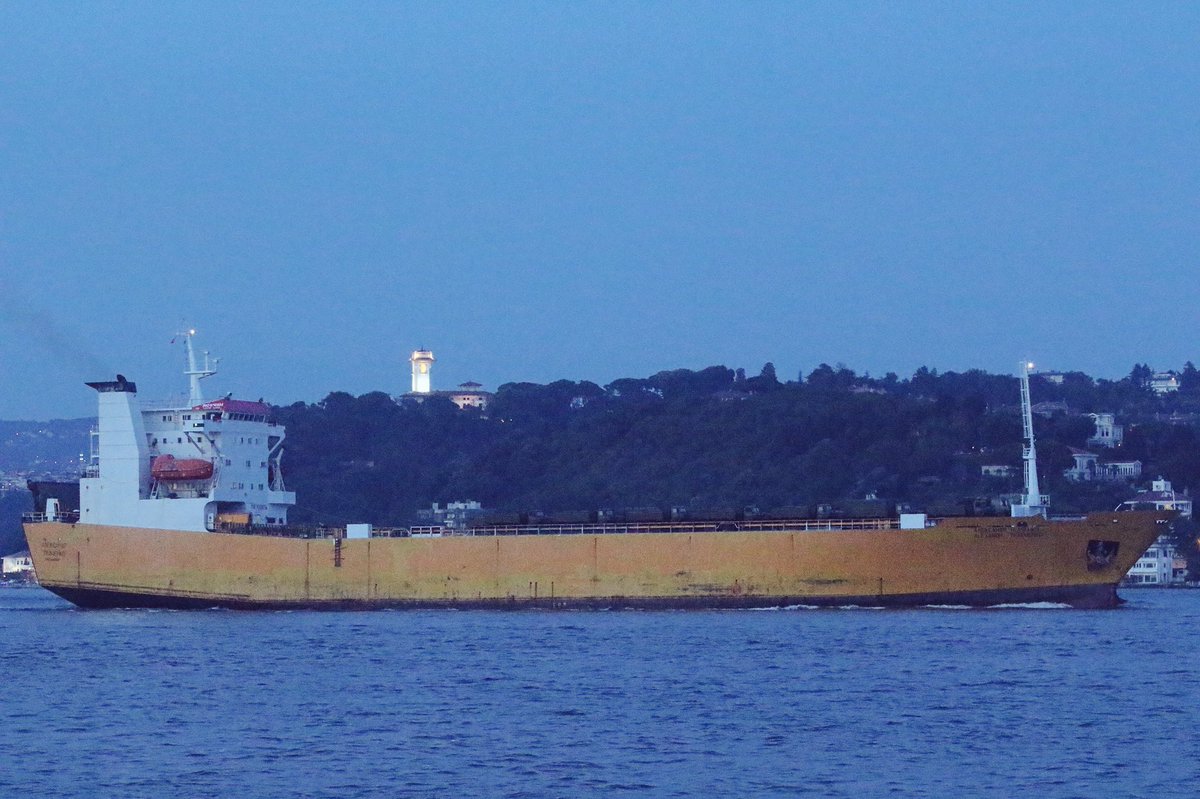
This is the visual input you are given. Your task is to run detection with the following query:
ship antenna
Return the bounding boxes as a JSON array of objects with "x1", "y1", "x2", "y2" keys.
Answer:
[
  {"x1": 1013, "y1": 360, "x2": 1046, "y2": 518},
  {"x1": 181, "y1": 328, "x2": 219, "y2": 405}
]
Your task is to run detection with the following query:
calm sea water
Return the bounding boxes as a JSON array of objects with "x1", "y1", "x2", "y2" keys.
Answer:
[{"x1": 1, "y1": 587, "x2": 1198, "y2": 798}]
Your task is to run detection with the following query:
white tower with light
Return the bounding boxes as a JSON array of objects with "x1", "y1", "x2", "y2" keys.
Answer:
[
  {"x1": 410, "y1": 349, "x2": 435, "y2": 394},
  {"x1": 1011, "y1": 360, "x2": 1048, "y2": 518}
]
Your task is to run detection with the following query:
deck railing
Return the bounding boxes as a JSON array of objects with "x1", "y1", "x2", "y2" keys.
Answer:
[
  {"x1": 408, "y1": 517, "x2": 903, "y2": 537},
  {"x1": 21, "y1": 514, "x2": 929, "y2": 538},
  {"x1": 21, "y1": 511, "x2": 81, "y2": 523}
]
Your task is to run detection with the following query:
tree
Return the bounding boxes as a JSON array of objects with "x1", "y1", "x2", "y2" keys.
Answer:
[
  {"x1": 910, "y1": 366, "x2": 939, "y2": 397},
  {"x1": 1181, "y1": 362, "x2": 1200, "y2": 395},
  {"x1": 746, "y1": 362, "x2": 781, "y2": 392},
  {"x1": 648, "y1": 367, "x2": 734, "y2": 400},
  {"x1": 0, "y1": 490, "x2": 32, "y2": 556},
  {"x1": 806, "y1": 363, "x2": 837, "y2": 389},
  {"x1": 1129, "y1": 363, "x2": 1153, "y2": 389},
  {"x1": 264, "y1": 360, "x2": 1200, "y2": 526}
]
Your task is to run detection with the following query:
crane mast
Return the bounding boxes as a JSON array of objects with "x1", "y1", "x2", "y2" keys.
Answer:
[{"x1": 1012, "y1": 360, "x2": 1047, "y2": 518}]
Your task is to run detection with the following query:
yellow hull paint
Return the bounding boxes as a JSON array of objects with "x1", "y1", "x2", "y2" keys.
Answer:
[{"x1": 23, "y1": 511, "x2": 1167, "y2": 610}]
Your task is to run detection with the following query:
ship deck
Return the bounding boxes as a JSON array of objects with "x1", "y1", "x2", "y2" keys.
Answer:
[{"x1": 24, "y1": 512, "x2": 1095, "y2": 540}]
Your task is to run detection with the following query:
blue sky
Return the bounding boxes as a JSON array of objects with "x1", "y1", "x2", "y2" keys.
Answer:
[{"x1": 2, "y1": 3, "x2": 1198, "y2": 419}]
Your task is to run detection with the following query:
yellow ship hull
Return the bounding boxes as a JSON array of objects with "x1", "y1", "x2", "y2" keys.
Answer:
[{"x1": 23, "y1": 511, "x2": 1167, "y2": 610}]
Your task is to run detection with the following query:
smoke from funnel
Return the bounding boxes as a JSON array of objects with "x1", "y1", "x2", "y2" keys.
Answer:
[{"x1": 0, "y1": 280, "x2": 110, "y2": 377}]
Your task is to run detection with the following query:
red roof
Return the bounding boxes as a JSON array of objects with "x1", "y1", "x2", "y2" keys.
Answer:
[
  {"x1": 194, "y1": 398, "x2": 272, "y2": 416},
  {"x1": 1133, "y1": 491, "x2": 1176, "y2": 502}
]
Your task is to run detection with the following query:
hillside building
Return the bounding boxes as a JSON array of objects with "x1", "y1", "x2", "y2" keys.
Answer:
[
  {"x1": 1150, "y1": 372, "x2": 1180, "y2": 395},
  {"x1": 415, "y1": 501, "x2": 485, "y2": 529},
  {"x1": 1031, "y1": 401, "x2": 1069, "y2": 418},
  {"x1": 410, "y1": 350, "x2": 435, "y2": 394},
  {"x1": 403, "y1": 349, "x2": 494, "y2": 411},
  {"x1": 1116, "y1": 478, "x2": 1193, "y2": 519},
  {"x1": 1086, "y1": 413, "x2": 1124, "y2": 448},
  {"x1": 1063, "y1": 449, "x2": 1142, "y2": 483},
  {"x1": 447, "y1": 381, "x2": 490, "y2": 410}
]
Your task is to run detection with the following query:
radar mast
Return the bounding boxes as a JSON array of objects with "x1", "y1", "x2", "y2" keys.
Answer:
[{"x1": 181, "y1": 329, "x2": 218, "y2": 405}]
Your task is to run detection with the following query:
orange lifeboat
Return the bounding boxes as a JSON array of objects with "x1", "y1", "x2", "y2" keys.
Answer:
[{"x1": 151, "y1": 454, "x2": 214, "y2": 482}]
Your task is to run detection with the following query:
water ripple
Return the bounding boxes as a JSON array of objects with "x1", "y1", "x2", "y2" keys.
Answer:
[{"x1": 2, "y1": 588, "x2": 1199, "y2": 797}]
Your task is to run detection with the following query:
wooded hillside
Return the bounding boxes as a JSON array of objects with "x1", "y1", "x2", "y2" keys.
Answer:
[{"x1": 275, "y1": 362, "x2": 1200, "y2": 526}]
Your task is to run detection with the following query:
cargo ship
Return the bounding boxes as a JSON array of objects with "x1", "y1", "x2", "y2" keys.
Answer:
[{"x1": 23, "y1": 340, "x2": 1169, "y2": 610}]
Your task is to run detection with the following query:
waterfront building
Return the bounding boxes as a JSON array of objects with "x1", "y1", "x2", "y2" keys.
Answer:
[
  {"x1": 1, "y1": 550, "x2": 35, "y2": 579},
  {"x1": 1125, "y1": 537, "x2": 1182, "y2": 586},
  {"x1": 1120, "y1": 479, "x2": 1192, "y2": 586}
]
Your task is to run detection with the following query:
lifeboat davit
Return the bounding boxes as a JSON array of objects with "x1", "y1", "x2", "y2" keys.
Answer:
[{"x1": 151, "y1": 454, "x2": 214, "y2": 482}]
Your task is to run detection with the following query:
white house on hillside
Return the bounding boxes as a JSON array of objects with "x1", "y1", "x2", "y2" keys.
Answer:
[
  {"x1": 1150, "y1": 372, "x2": 1181, "y2": 394},
  {"x1": 1116, "y1": 478, "x2": 1193, "y2": 519},
  {"x1": 1063, "y1": 449, "x2": 1142, "y2": 483},
  {"x1": 1087, "y1": 413, "x2": 1124, "y2": 448}
]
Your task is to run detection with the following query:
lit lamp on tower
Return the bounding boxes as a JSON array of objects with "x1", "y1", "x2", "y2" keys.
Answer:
[{"x1": 410, "y1": 349, "x2": 434, "y2": 394}]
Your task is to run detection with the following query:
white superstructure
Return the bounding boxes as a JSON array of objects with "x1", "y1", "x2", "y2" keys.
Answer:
[{"x1": 78, "y1": 336, "x2": 295, "y2": 533}]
